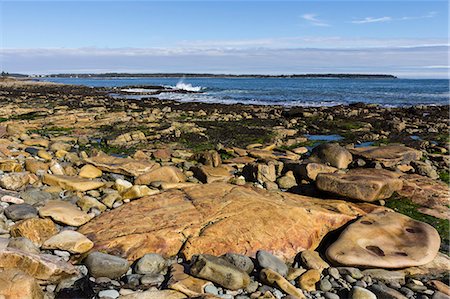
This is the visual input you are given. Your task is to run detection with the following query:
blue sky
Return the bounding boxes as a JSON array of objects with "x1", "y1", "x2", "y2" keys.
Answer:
[{"x1": 1, "y1": 0, "x2": 448, "y2": 77}]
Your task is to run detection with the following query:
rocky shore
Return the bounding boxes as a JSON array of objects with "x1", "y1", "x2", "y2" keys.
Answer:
[{"x1": 0, "y1": 77, "x2": 448, "y2": 299}]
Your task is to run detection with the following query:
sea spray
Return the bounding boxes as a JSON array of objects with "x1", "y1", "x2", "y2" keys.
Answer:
[{"x1": 173, "y1": 78, "x2": 203, "y2": 92}]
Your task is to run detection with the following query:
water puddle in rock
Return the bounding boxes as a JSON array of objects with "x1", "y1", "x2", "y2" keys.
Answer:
[{"x1": 305, "y1": 134, "x2": 344, "y2": 142}]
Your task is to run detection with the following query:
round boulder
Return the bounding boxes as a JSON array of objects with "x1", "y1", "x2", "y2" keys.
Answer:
[{"x1": 326, "y1": 209, "x2": 440, "y2": 268}]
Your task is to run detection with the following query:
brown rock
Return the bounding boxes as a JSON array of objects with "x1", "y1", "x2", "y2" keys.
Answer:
[
  {"x1": 243, "y1": 162, "x2": 276, "y2": 183},
  {"x1": 23, "y1": 138, "x2": 49, "y2": 148},
  {"x1": 299, "y1": 250, "x2": 329, "y2": 272},
  {"x1": 349, "y1": 145, "x2": 422, "y2": 167},
  {"x1": 190, "y1": 254, "x2": 250, "y2": 290},
  {"x1": 0, "y1": 172, "x2": 36, "y2": 191},
  {"x1": 297, "y1": 269, "x2": 320, "y2": 291},
  {"x1": 316, "y1": 169, "x2": 403, "y2": 202},
  {"x1": 85, "y1": 153, "x2": 160, "y2": 177},
  {"x1": 192, "y1": 150, "x2": 222, "y2": 167},
  {"x1": 42, "y1": 230, "x2": 93, "y2": 254},
  {"x1": 309, "y1": 143, "x2": 353, "y2": 169},
  {"x1": 119, "y1": 290, "x2": 187, "y2": 299},
  {"x1": 430, "y1": 280, "x2": 450, "y2": 296},
  {"x1": 10, "y1": 218, "x2": 58, "y2": 246},
  {"x1": 0, "y1": 159, "x2": 22, "y2": 172},
  {"x1": 78, "y1": 183, "x2": 367, "y2": 262},
  {"x1": 135, "y1": 166, "x2": 187, "y2": 185},
  {"x1": 191, "y1": 166, "x2": 233, "y2": 183},
  {"x1": 296, "y1": 163, "x2": 337, "y2": 181},
  {"x1": 397, "y1": 174, "x2": 450, "y2": 220},
  {"x1": 402, "y1": 252, "x2": 450, "y2": 278},
  {"x1": 261, "y1": 268, "x2": 305, "y2": 298},
  {"x1": 121, "y1": 185, "x2": 159, "y2": 200},
  {"x1": 78, "y1": 164, "x2": 103, "y2": 178},
  {"x1": 0, "y1": 247, "x2": 78, "y2": 283},
  {"x1": 0, "y1": 269, "x2": 44, "y2": 299},
  {"x1": 25, "y1": 159, "x2": 49, "y2": 174},
  {"x1": 39, "y1": 200, "x2": 93, "y2": 226},
  {"x1": 326, "y1": 209, "x2": 441, "y2": 268},
  {"x1": 43, "y1": 174, "x2": 105, "y2": 192},
  {"x1": 168, "y1": 263, "x2": 212, "y2": 297}
]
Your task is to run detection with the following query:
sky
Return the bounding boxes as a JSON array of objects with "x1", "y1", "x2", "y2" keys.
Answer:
[{"x1": 0, "y1": 0, "x2": 448, "y2": 78}]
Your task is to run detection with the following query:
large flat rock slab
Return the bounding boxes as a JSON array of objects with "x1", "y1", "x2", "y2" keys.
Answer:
[
  {"x1": 397, "y1": 174, "x2": 450, "y2": 220},
  {"x1": 349, "y1": 145, "x2": 422, "y2": 167},
  {"x1": 316, "y1": 169, "x2": 403, "y2": 202},
  {"x1": 326, "y1": 209, "x2": 440, "y2": 268},
  {"x1": 78, "y1": 183, "x2": 371, "y2": 262},
  {"x1": 85, "y1": 153, "x2": 160, "y2": 177}
]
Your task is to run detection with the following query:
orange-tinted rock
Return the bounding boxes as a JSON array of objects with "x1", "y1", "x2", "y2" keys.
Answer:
[
  {"x1": 0, "y1": 247, "x2": 78, "y2": 283},
  {"x1": 79, "y1": 183, "x2": 367, "y2": 262},
  {"x1": 191, "y1": 166, "x2": 233, "y2": 183},
  {"x1": 85, "y1": 153, "x2": 160, "y2": 177},
  {"x1": 349, "y1": 145, "x2": 422, "y2": 167},
  {"x1": 10, "y1": 218, "x2": 58, "y2": 246},
  {"x1": 135, "y1": 166, "x2": 187, "y2": 185},
  {"x1": 168, "y1": 263, "x2": 213, "y2": 297},
  {"x1": 326, "y1": 209, "x2": 440, "y2": 268},
  {"x1": 0, "y1": 269, "x2": 44, "y2": 299},
  {"x1": 43, "y1": 174, "x2": 105, "y2": 192},
  {"x1": 397, "y1": 174, "x2": 450, "y2": 220},
  {"x1": 316, "y1": 169, "x2": 403, "y2": 202},
  {"x1": 39, "y1": 200, "x2": 93, "y2": 226}
]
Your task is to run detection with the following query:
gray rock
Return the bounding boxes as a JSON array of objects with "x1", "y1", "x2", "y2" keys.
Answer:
[
  {"x1": 369, "y1": 283, "x2": 408, "y2": 299},
  {"x1": 389, "y1": 281, "x2": 402, "y2": 289},
  {"x1": 355, "y1": 281, "x2": 367, "y2": 288},
  {"x1": 98, "y1": 289, "x2": 120, "y2": 299},
  {"x1": 337, "y1": 267, "x2": 363, "y2": 279},
  {"x1": 346, "y1": 274, "x2": 357, "y2": 283},
  {"x1": 256, "y1": 250, "x2": 288, "y2": 277},
  {"x1": 405, "y1": 282, "x2": 427, "y2": 292},
  {"x1": 245, "y1": 280, "x2": 259, "y2": 293},
  {"x1": 432, "y1": 291, "x2": 450, "y2": 299},
  {"x1": 309, "y1": 143, "x2": 353, "y2": 169},
  {"x1": 140, "y1": 274, "x2": 164, "y2": 286},
  {"x1": 190, "y1": 254, "x2": 250, "y2": 290},
  {"x1": 7, "y1": 237, "x2": 40, "y2": 254},
  {"x1": 351, "y1": 286, "x2": 377, "y2": 299},
  {"x1": 411, "y1": 161, "x2": 438, "y2": 179},
  {"x1": 20, "y1": 188, "x2": 53, "y2": 205},
  {"x1": 135, "y1": 253, "x2": 167, "y2": 275},
  {"x1": 327, "y1": 267, "x2": 340, "y2": 280},
  {"x1": 320, "y1": 279, "x2": 333, "y2": 292},
  {"x1": 84, "y1": 251, "x2": 129, "y2": 279},
  {"x1": 324, "y1": 292, "x2": 340, "y2": 299},
  {"x1": 399, "y1": 287, "x2": 415, "y2": 298},
  {"x1": 362, "y1": 269, "x2": 406, "y2": 285},
  {"x1": 124, "y1": 274, "x2": 141, "y2": 288},
  {"x1": 205, "y1": 284, "x2": 220, "y2": 295},
  {"x1": 222, "y1": 253, "x2": 255, "y2": 274},
  {"x1": 4, "y1": 203, "x2": 37, "y2": 221}
]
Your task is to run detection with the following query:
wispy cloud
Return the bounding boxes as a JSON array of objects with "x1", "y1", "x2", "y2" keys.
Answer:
[
  {"x1": 352, "y1": 11, "x2": 437, "y2": 24},
  {"x1": 301, "y1": 14, "x2": 330, "y2": 27},
  {"x1": 1, "y1": 44, "x2": 448, "y2": 78},
  {"x1": 352, "y1": 17, "x2": 392, "y2": 24}
]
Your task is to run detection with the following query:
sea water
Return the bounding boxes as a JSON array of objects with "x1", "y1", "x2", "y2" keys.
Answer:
[{"x1": 39, "y1": 77, "x2": 449, "y2": 107}]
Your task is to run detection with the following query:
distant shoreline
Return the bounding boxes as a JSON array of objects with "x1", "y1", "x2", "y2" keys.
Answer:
[{"x1": 35, "y1": 73, "x2": 398, "y2": 79}]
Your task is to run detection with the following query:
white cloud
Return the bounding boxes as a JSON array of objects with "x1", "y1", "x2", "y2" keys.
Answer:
[
  {"x1": 351, "y1": 17, "x2": 392, "y2": 24},
  {"x1": 301, "y1": 14, "x2": 330, "y2": 27},
  {"x1": 1, "y1": 44, "x2": 448, "y2": 78},
  {"x1": 352, "y1": 12, "x2": 437, "y2": 24}
]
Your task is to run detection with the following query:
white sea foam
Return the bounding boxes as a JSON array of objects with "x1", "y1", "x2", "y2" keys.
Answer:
[
  {"x1": 168, "y1": 79, "x2": 203, "y2": 92},
  {"x1": 120, "y1": 88, "x2": 155, "y2": 93}
]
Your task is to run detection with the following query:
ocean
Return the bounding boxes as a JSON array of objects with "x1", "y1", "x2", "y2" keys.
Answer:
[{"x1": 39, "y1": 77, "x2": 449, "y2": 107}]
